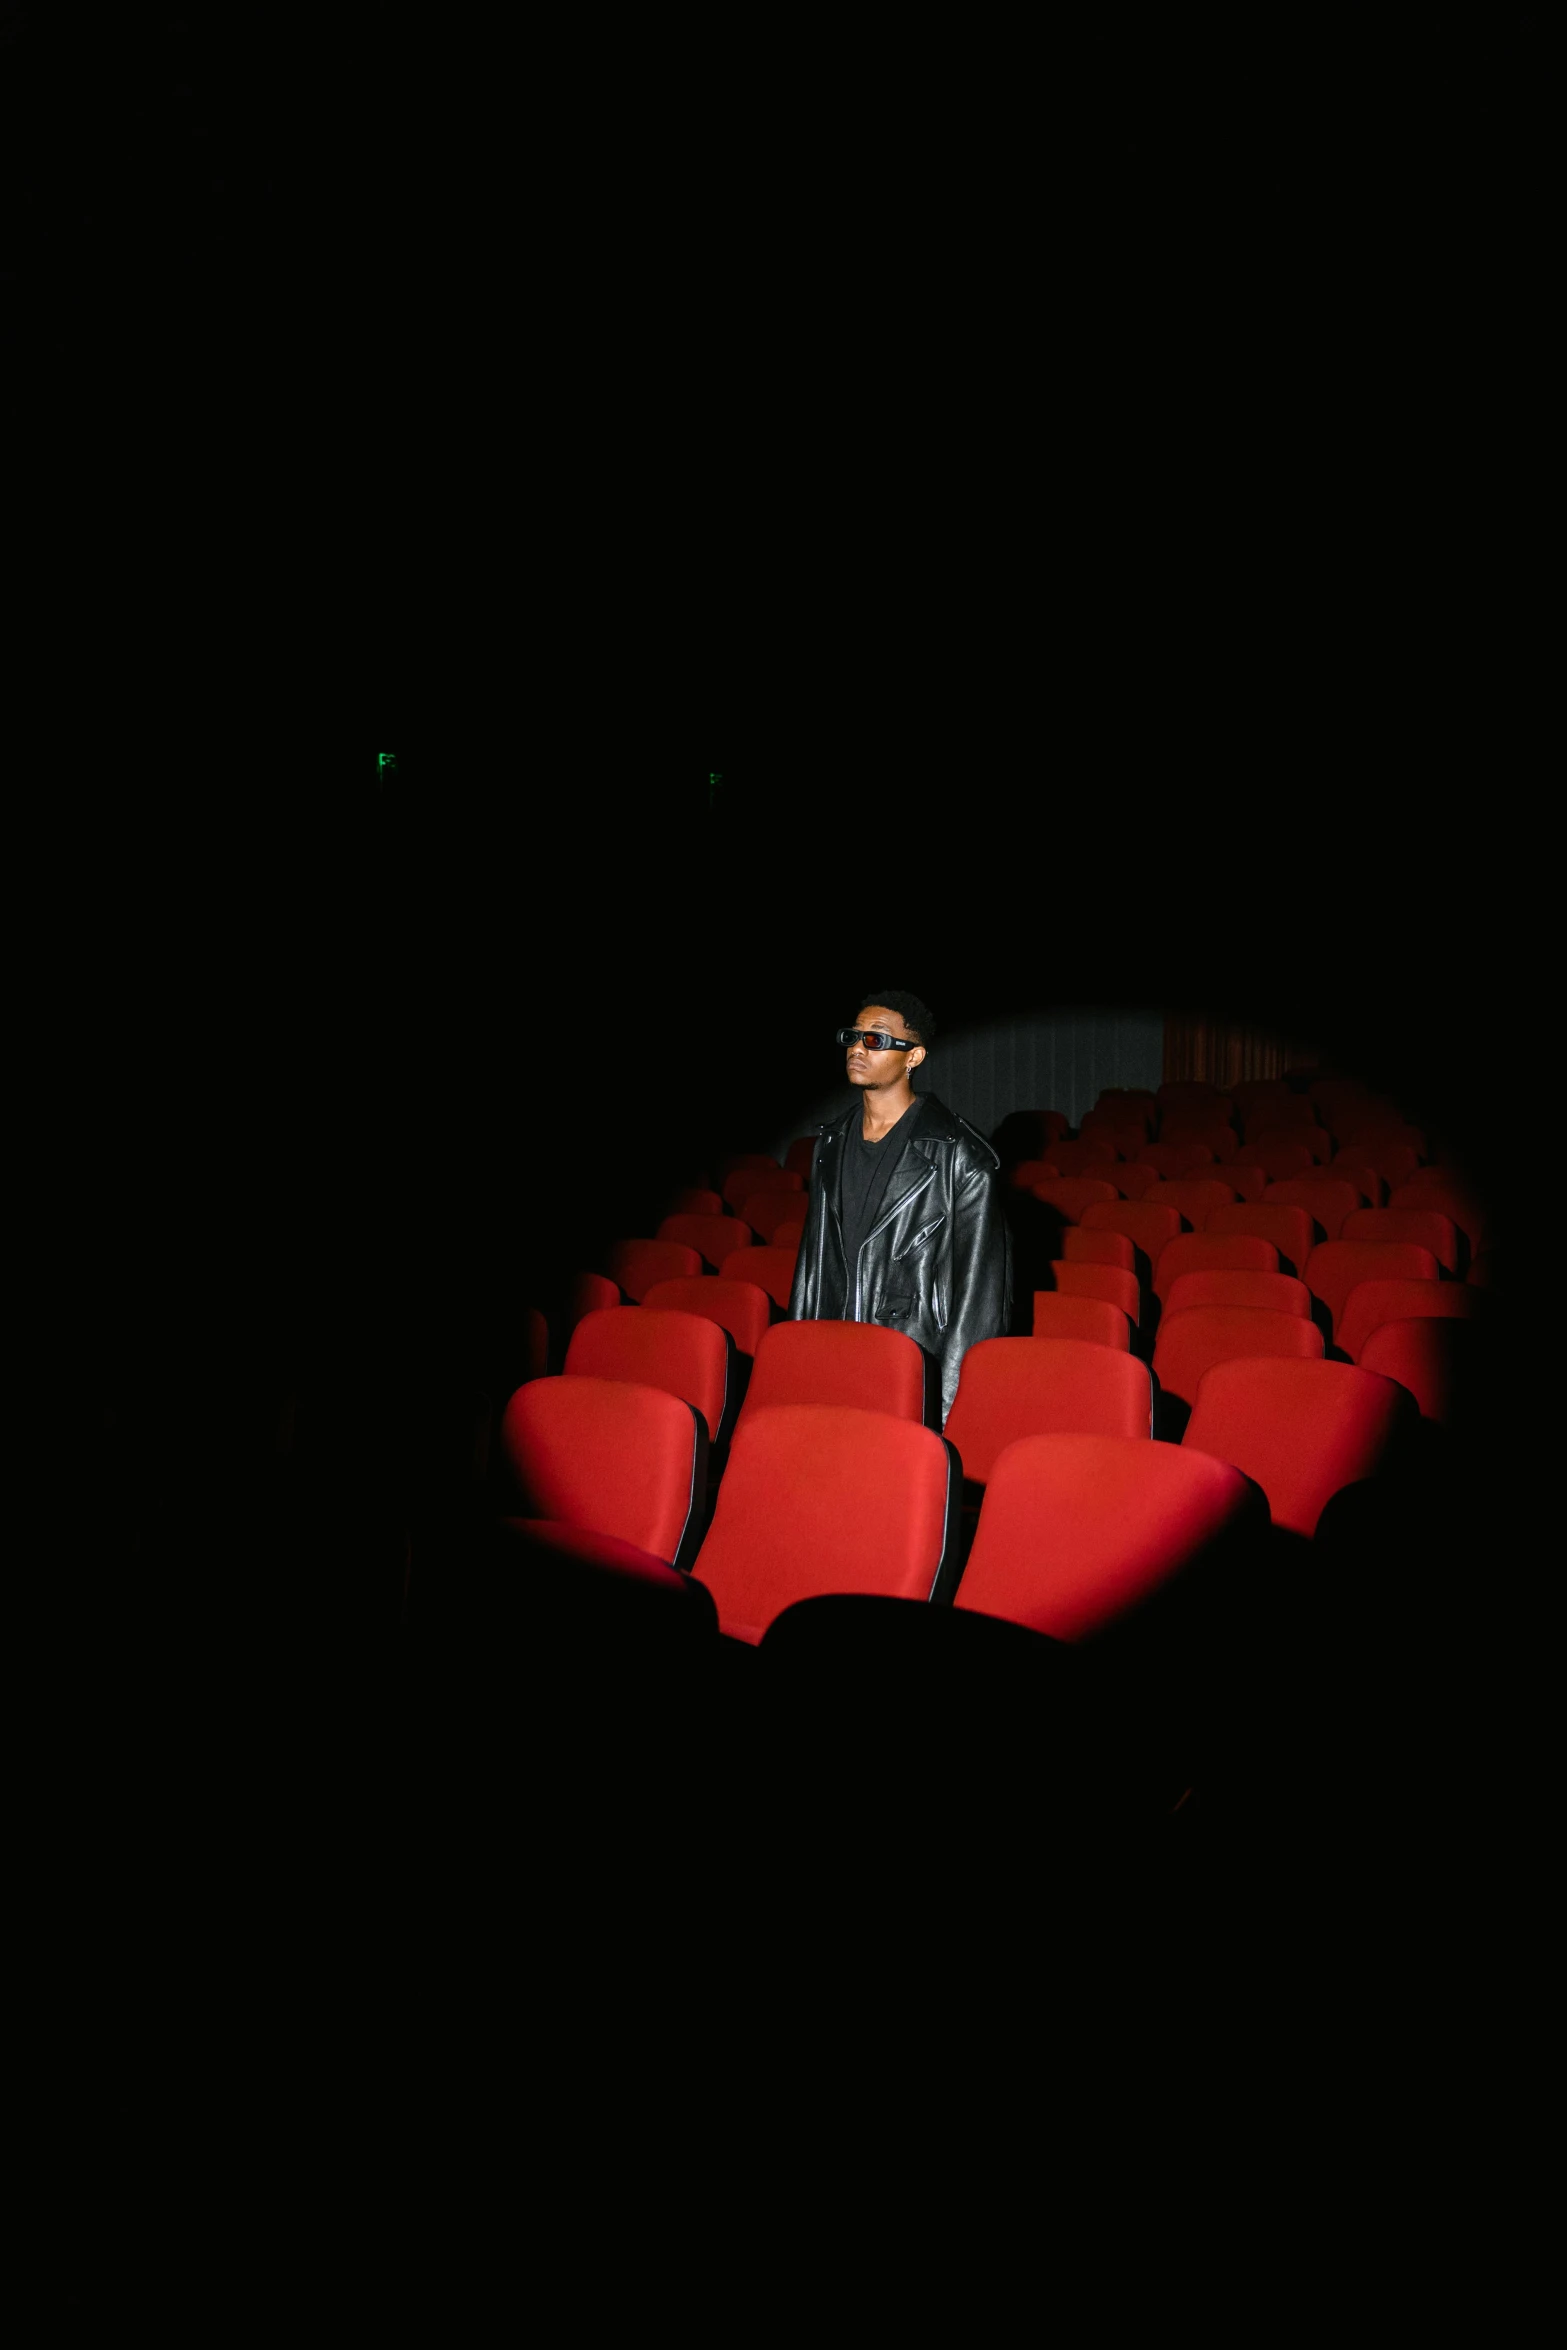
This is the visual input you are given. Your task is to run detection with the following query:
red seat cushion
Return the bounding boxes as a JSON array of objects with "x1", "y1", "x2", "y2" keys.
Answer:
[
  {"x1": 955, "y1": 1434, "x2": 1255, "y2": 1640},
  {"x1": 943, "y1": 1337, "x2": 1152, "y2": 1486},
  {"x1": 692, "y1": 1404, "x2": 957, "y2": 1643}
]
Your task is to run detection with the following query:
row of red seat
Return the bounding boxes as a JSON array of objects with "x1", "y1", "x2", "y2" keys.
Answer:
[{"x1": 499, "y1": 1345, "x2": 1418, "y2": 1645}]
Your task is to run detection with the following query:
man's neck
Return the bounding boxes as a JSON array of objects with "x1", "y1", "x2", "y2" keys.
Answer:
[{"x1": 860, "y1": 1083, "x2": 917, "y2": 1141}]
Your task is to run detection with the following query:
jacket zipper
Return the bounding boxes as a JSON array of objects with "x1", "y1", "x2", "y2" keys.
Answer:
[{"x1": 854, "y1": 1163, "x2": 937, "y2": 1321}]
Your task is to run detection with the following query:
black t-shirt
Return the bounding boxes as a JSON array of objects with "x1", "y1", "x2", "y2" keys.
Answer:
[{"x1": 839, "y1": 1098, "x2": 922, "y2": 1307}]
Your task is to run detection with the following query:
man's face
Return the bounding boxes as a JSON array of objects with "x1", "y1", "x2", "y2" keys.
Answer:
[{"x1": 846, "y1": 1005, "x2": 923, "y2": 1091}]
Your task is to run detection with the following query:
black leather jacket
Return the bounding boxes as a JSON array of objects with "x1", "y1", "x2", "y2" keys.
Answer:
[{"x1": 787, "y1": 1093, "x2": 1013, "y2": 1426}]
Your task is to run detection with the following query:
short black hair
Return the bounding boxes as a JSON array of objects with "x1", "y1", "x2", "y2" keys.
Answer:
[{"x1": 857, "y1": 989, "x2": 935, "y2": 1048}]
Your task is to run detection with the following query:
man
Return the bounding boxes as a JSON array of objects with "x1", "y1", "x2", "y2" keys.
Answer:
[{"x1": 788, "y1": 992, "x2": 1012, "y2": 1427}]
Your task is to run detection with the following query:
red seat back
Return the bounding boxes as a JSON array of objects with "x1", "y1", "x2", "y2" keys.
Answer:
[
  {"x1": 607, "y1": 1238, "x2": 704, "y2": 1301},
  {"x1": 1358, "y1": 1318, "x2": 1480, "y2": 1424},
  {"x1": 1048, "y1": 1139, "x2": 1120, "y2": 1175},
  {"x1": 722, "y1": 1166, "x2": 802, "y2": 1213},
  {"x1": 1162, "y1": 1269, "x2": 1309, "y2": 1319},
  {"x1": 1261, "y1": 1177, "x2": 1366, "y2": 1242},
  {"x1": 1152, "y1": 1302, "x2": 1323, "y2": 1407},
  {"x1": 667, "y1": 1186, "x2": 725, "y2": 1217},
  {"x1": 956, "y1": 1434, "x2": 1255, "y2": 1640},
  {"x1": 1007, "y1": 1158, "x2": 1061, "y2": 1191},
  {"x1": 944, "y1": 1338, "x2": 1152, "y2": 1485},
  {"x1": 1153, "y1": 1233, "x2": 1280, "y2": 1304},
  {"x1": 564, "y1": 1307, "x2": 733, "y2": 1443},
  {"x1": 692, "y1": 1405, "x2": 959, "y2": 1642},
  {"x1": 1061, "y1": 1227, "x2": 1135, "y2": 1272},
  {"x1": 1342, "y1": 1205, "x2": 1462, "y2": 1277},
  {"x1": 498, "y1": 1376, "x2": 707, "y2": 1570},
  {"x1": 1144, "y1": 1178, "x2": 1238, "y2": 1232},
  {"x1": 1182, "y1": 1356, "x2": 1411, "y2": 1537},
  {"x1": 719, "y1": 1245, "x2": 797, "y2": 1311},
  {"x1": 642, "y1": 1276, "x2": 773, "y2": 1363},
  {"x1": 743, "y1": 1192, "x2": 813, "y2": 1243},
  {"x1": 1030, "y1": 1177, "x2": 1119, "y2": 1222},
  {"x1": 1079, "y1": 1200, "x2": 1185, "y2": 1276},
  {"x1": 1303, "y1": 1240, "x2": 1443, "y2": 1338},
  {"x1": 1029, "y1": 1293, "x2": 1132, "y2": 1349},
  {"x1": 566, "y1": 1270, "x2": 620, "y2": 1335},
  {"x1": 1043, "y1": 1264, "x2": 1141, "y2": 1326},
  {"x1": 1334, "y1": 1275, "x2": 1486, "y2": 1365},
  {"x1": 657, "y1": 1212, "x2": 752, "y2": 1266},
  {"x1": 1388, "y1": 1180, "x2": 1486, "y2": 1260},
  {"x1": 772, "y1": 1215, "x2": 807, "y2": 1249},
  {"x1": 1092, "y1": 1162, "x2": 1162, "y2": 1198},
  {"x1": 739, "y1": 1318, "x2": 928, "y2": 1430},
  {"x1": 1205, "y1": 1202, "x2": 1317, "y2": 1278}
]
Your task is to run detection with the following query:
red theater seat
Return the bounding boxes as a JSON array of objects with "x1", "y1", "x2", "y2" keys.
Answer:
[
  {"x1": 566, "y1": 1270, "x2": 621, "y2": 1334},
  {"x1": 1137, "y1": 1142, "x2": 1200, "y2": 1177},
  {"x1": 1158, "y1": 1121, "x2": 1239, "y2": 1163},
  {"x1": 743, "y1": 1192, "x2": 814, "y2": 1243},
  {"x1": 1358, "y1": 1318, "x2": 1480, "y2": 1424},
  {"x1": 1031, "y1": 1177, "x2": 1120, "y2": 1222},
  {"x1": 1079, "y1": 1116, "x2": 1146, "y2": 1158},
  {"x1": 1388, "y1": 1180, "x2": 1486, "y2": 1261},
  {"x1": 1144, "y1": 1178, "x2": 1238, "y2": 1232},
  {"x1": 1044, "y1": 1264, "x2": 1141, "y2": 1326},
  {"x1": 642, "y1": 1276, "x2": 772, "y2": 1364},
  {"x1": 1162, "y1": 1269, "x2": 1309, "y2": 1319},
  {"x1": 943, "y1": 1338, "x2": 1152, "y2": 1487},
  {"x1": 738, "y1": 1318, "x2": 929, "y2": 1430},
  {"x1": 772, "y1": 1215, "x2": 807, "y2": 1250},
  {"x1": 1182, "y1": 1356, "x2": 1411, "y2": 1537},
  {"x1": 1206, "y1": 1202, "x2": 1317, "y2": 1279},
  {"x1": 1263, "y1": 1176, "x2": 1367, "y2": 1242},
  {"x1": 722, "y1": 1166, "x2": 802, "y2": 1214},
  {"x1": 1246, "y1": 1138, "x2": 1315, "y2": 1182},
  {"x1": 955, "y1": 1435, "x2": 1256, "y2": 1640},
  {"x1": 1080, "y1": 1201, "x2": 1185, "y2": 1278},
  {"x1": 1048, "y1": 1139, "x2": 1120, "y2": 1175},
  {"x1": 1153, "y1": 1234, "x2": 1280, "y2": 1304},
  {"x1": 607, "y1": 1238, "x2": 705, "y2": 1301},
  {"x1": 1342, "y1": 1206, "x2": 1462, "y2": 1277},
  {"x1": 692, "y1": 1405, "x2": 960, "y2": 1642},
  {"x1": 1153, "y1": 1302, "x2": 1323, "y2": 1408},
  {"x1": 667, "y1": 1187, "x2": 725, "y2": 1217},
  {"x1": 1303, "y1": 1240, "x2": 1443, "y2": 1341},
  {"x1": 1093, "y1": 1163, "x2": 1162, "y2": 1199},
  {"x1": 498, "y1": 1376, "x2": 708, "y2": 1572},
  {"x1": 1252, "y1": 1125, "x2": 1333, "y2": 1166},
  {"x1": 565, "y1": 1306, "x2": 734, "y2": 1444},
  {"x1": 719, "y1": 1246, "x2": 798, "y2": 1312},
  {"x1": 1333, "y1": 1275, "x2": 1485, "y2": 1364},
  {"x1": 1215, "y1": 1162, "x2": 1269, "y2": 1204},
  {"x1": 1030, "y1": 1293, "x2": 1132, "y2": 1349},
  {"x1": 1327, "y1": 1152, "x2": 1389, "y2": 1205},
  {"x1": 657, "y1": 1212, "x2": 752, "y2": 1267},
  {"x1": 1062, "y1": 1228, "x2": 1136, "y2": 1272},
  {"x1": 1007, "y1": 1159, "x2": 1061, "y2": 1191},
  {"x1": 1340, "y1": 1140, "x2": 1419, "y2": 1189},
  {"x1": 784, "y1": 1137, "x2": 818, "y2": 1179}
]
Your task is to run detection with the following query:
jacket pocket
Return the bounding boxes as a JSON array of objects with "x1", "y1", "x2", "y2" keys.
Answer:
[{"x1": 892, "y1": 1215, "x2": 945, "y2": 1262}]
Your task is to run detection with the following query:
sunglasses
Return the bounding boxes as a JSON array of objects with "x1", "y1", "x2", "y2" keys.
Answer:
[{"x1": 837, "y1": 1028, "x2": 918, "y2": 1052}]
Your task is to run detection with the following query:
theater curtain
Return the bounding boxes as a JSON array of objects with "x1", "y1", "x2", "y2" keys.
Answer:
[{"x1": 1162, "y1": 1014, "x2": 1319, "y2": 1090}]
